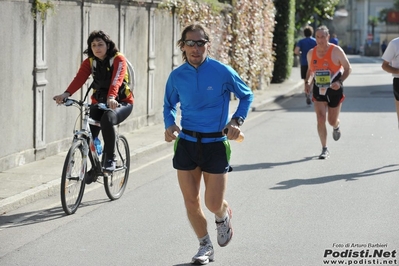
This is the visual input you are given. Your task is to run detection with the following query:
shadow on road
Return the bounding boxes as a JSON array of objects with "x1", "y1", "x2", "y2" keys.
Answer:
[
  {"x1": 231, "y1": 156, "x2": 315, "y2": 172},
  {"x1": 0, "y1": 207, "x2": 64, "y2": 228},
  {"x1": 0, "y1": 198, "x2": 109, "y2": 228},
  {"x1": 254, "y1": 84, "x2": 394, "y2": 114},
  {"x1": 269, "y1": 164, "x2": 399, "y2": 190}
]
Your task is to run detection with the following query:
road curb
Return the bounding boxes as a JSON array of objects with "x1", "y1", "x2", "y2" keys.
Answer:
[
  {"x1": 0, "y1": 179, "x2": 60, "y2": 215},
  {"x1": 252, "y1": 81, "x2": 303, "y2": 112},
  {"x1": 0, "y1": 141, "x2": 172, "y2": 215}
]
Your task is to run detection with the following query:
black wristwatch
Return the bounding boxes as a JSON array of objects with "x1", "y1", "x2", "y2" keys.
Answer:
[{"x1": 232, "y1": 117, "x2": 244, "y2": 126}]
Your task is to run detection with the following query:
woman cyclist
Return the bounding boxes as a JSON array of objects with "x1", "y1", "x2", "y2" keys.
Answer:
[{"x1": 53, "y1": 30, "x2": 133, "y2": 173}]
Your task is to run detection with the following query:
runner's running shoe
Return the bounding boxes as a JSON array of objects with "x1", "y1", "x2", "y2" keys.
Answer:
[
  {"x1": 191, "y1": 242, "x2": 214, "y2": 265},
  {"x1": 333, "y1": 127, "x2": 341, "y2": 141},
  {"x1": 216, "y1": 207, "x2": 233, "y2": 247},
  {"x1": 319, "y1": 147, "x2": 330, "y2": 159}
]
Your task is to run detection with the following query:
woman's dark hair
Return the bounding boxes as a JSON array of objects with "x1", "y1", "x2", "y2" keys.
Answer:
[
  {"x1": 84, "y1": 30, "x2": 119, "y2": 58},
  {"x1": 303, "y1": 26, "x2": 314, "y2": 37},
  {"x1": 177, "y1": 22, "x2": 211, "y2": 61}
]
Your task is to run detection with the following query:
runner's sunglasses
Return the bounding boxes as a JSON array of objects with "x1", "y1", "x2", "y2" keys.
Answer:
[{"x1": 184, "y1": 40, "x2": 208, "y2": 47}]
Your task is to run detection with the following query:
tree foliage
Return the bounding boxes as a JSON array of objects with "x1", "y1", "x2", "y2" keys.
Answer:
[
  {"x1": 295, "y1": 0, "x2": 340, "y2": 31},
  {"x1": 378, "y1": 0, "x2": 399, "y2": 23}
]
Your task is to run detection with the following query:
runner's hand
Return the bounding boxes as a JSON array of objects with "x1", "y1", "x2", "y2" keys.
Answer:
[
  {"x1": 165, "y1": 124, "x2": 180, "y2": 142},
  {"x1": 331, "y1": 81, "x2": 341, "y2": 90},
  {"x1": 223, "y1": 123, "x2": 241, "y2": 141}
]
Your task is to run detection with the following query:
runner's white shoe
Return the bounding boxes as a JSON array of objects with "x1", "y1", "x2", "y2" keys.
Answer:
[
  {"x1": 191, "y1": 242, "x2": 214, "y2": 265},
  {"x1": 216, "y1": 207, "x2": 233, "y2": 247},
  {"x1": 319, "y1": 147, "x2": 330, "y2": 159}
]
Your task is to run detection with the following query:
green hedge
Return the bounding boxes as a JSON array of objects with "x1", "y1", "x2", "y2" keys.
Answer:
[{"x1": 271, "y1": 0, "x2": 295, "y2": 83}]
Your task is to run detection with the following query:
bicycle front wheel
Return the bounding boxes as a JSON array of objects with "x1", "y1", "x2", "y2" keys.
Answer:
[
  {"x1": 61, "y1": 140, "x2": 86, "y2": 215},
  {"x1": 104, "y1": 135, "x2": 130, "y2": 200}
]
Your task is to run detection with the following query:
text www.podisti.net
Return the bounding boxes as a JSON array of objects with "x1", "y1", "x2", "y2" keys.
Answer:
[{"x1": 323, "y1": 248, "x2": 397, "y2": 265}]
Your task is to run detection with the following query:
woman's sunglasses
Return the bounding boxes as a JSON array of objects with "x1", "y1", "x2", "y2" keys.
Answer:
[{"x1": 184, "y1": 40, "x2": 208, "y2": 47}]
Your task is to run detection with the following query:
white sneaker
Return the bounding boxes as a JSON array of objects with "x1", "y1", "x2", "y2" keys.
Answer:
[
  {"x1": 319, "y1": 147, "x2": 330, "y2": 159},
  {"x1": 216, "y1": 207, "x2": 233, "y2": 247},
  {"x1": 191, "y1": 242, "x2": 214, "y2": 265}
]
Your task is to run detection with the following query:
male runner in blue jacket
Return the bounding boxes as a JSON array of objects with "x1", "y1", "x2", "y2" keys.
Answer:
[{"x1": 163, "y1": 22, "x2": 253, "y2": 265}]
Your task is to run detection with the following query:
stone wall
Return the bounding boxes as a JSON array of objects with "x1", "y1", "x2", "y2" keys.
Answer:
[{"x1": 0, "y1": 0, "x2": 180, "y2": 171}]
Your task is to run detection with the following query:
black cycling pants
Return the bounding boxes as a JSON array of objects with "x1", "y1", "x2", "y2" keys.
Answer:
[{"x1": 89, "y1": 102, "x2": 133, "y2": 158}]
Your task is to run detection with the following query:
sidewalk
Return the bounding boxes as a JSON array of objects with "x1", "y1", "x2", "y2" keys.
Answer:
[{"x1": 0, "y1": 67, "x2": 303, "y2": 215}]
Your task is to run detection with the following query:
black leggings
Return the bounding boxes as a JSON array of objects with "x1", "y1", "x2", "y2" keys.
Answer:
[{"x1": 90, "y1": 102, "x2": 133, "y2": 158}]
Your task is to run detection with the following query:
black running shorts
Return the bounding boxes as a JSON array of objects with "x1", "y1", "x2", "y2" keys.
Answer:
[
  {"x1": 312, "y1": 86, "x2": 345, "y2": 108},
  {"x1": 173, "y1": 138, "x2": 231, "y2": 174}
]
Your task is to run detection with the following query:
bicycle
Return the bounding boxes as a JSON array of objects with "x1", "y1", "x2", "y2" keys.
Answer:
[{"x1": 60, "y1": 98, "x2": 130, "y2": 215}]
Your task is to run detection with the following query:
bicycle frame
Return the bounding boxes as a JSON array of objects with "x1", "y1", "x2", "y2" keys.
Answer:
[{"x1": 65, "y1": 99, "x2": 103, "y2": 180}]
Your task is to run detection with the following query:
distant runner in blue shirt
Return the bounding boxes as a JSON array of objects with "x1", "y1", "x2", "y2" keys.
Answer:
[
  {"x1": 163, "y1": 22, "x2": 253, "y2": 265},
  {"x1": 329, "y1": 33, "x2": 339, "y2": 45},
  {"x1": 295, "y1": 26, "x2": 317, "y2": 105}
]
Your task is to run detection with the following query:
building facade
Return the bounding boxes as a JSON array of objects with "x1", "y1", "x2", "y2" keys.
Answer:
[{"x1": 331, "y1": 0, "x2": 395, "y2": 55}]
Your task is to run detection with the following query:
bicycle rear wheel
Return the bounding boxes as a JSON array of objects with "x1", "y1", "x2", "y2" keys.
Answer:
[
  {"x1": 104, "y1": 135, "x2": 130, "y2": 200},
  {"x1": 61, "y1": 140, "x2": 86, "y2": 215}
]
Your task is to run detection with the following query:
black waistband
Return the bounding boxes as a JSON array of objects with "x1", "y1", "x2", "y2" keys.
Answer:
[{"x1": 182, "y1": 129, "x2": 224, "y2": 139}]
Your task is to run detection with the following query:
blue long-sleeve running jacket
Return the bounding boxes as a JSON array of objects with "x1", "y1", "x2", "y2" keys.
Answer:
[{"x1": 163, "y1": 57, "x2": 254, "y2": 143}]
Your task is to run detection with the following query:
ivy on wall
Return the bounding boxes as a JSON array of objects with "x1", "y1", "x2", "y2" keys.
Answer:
[
  {"x1": 31, "y1": 0, "x2": 55, "y2": 23},
  {"x1": 158, "y1": 0, "x2": 276, "y2": 90}
]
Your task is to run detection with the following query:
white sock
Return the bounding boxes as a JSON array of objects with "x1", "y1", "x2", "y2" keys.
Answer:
[
  {"x1": 215, "y1": 212, "x2": 227, "y2": 222},
  {"x1": 199, "y1": 234, "x2": 211, "y2": 245}
]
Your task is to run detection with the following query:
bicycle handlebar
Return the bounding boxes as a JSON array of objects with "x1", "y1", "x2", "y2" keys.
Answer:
[
  {"x1": 62, "y1": 98, "x2": 114, "y2": 111},
  {"x1": 63, "y1": 98, "x2": 77, "y2": 107}
]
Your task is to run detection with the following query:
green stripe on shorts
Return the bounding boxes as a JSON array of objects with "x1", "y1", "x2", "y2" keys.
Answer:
[{"x1": 223, "y1": 140, "x2": 231, "y2": 162}]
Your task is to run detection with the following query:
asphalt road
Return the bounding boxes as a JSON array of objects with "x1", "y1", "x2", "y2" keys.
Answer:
[{"x1": 1, "y1": 56, "x2": 398, "y2": 266}]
